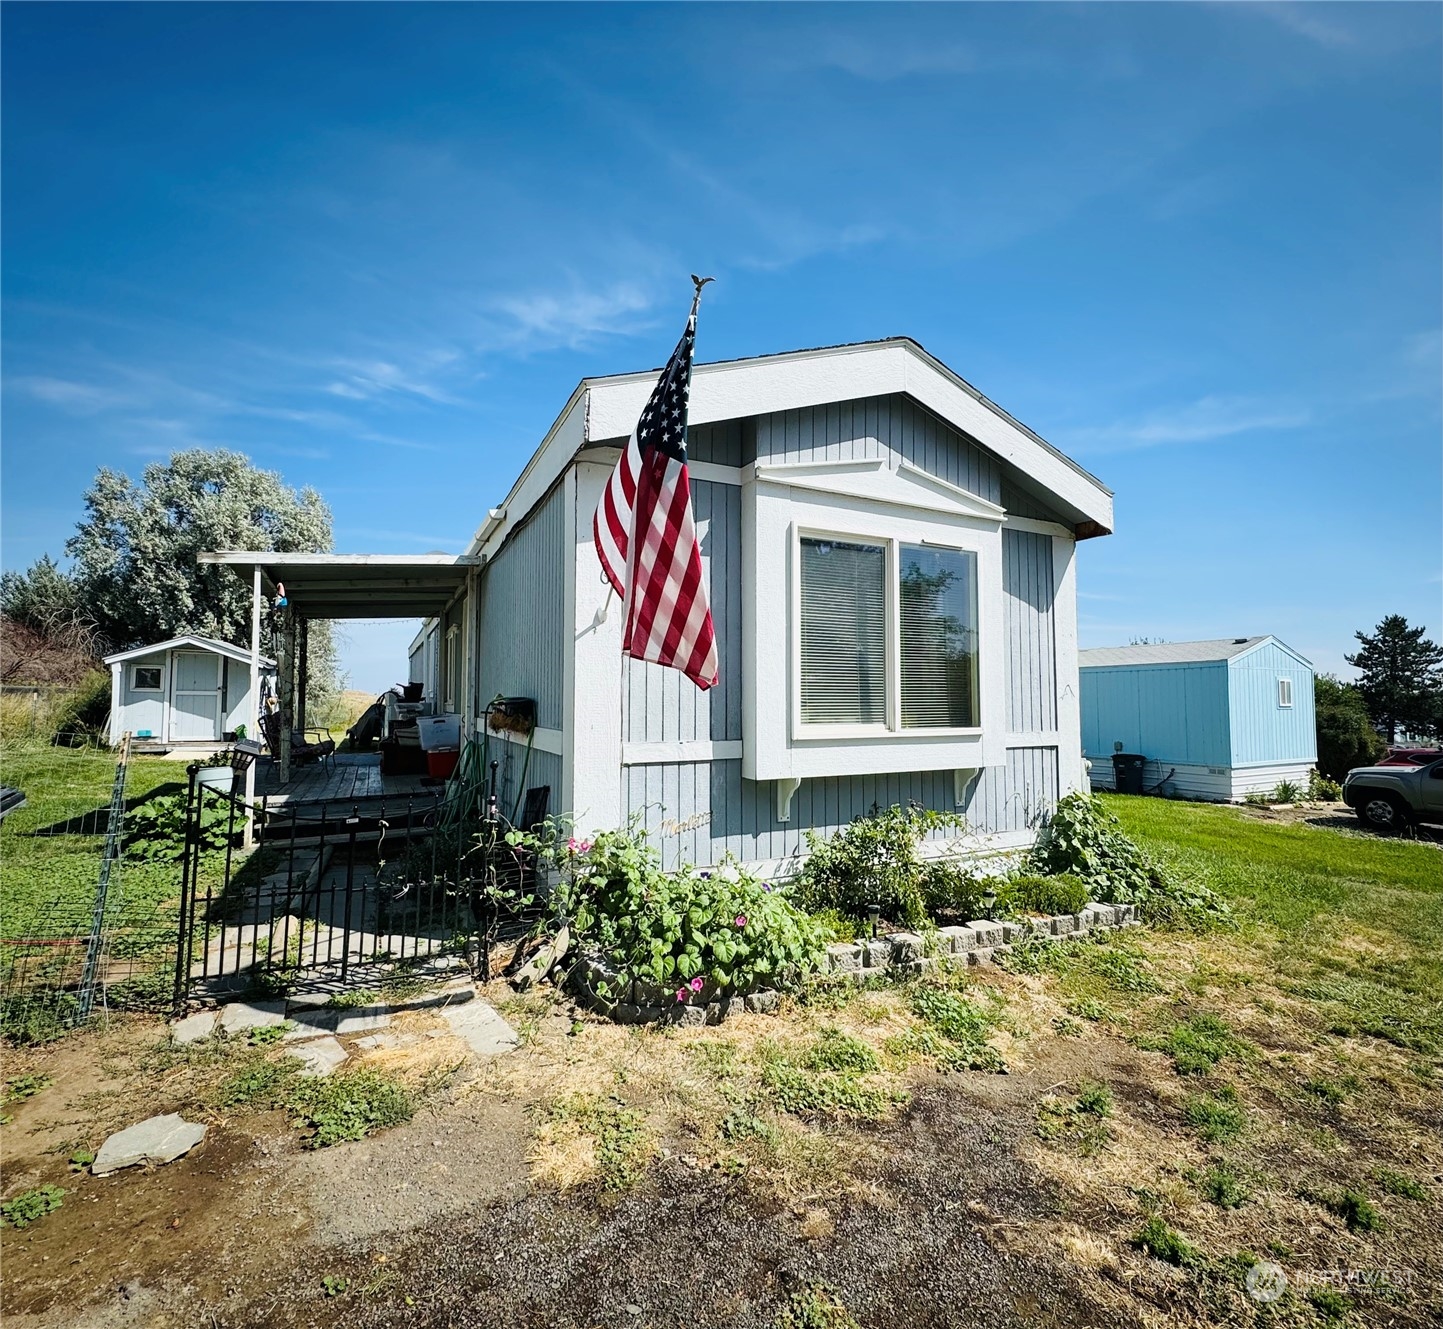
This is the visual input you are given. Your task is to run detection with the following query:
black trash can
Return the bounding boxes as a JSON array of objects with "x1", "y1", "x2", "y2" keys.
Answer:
[{"x1": 1112, "y1": 753, "x2": 1147, "y2": 795}]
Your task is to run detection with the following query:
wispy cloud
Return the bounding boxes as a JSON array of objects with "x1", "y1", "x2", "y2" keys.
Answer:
[
  {"x1": 488, "y1": 279, "x2": 658, "y2": 353},
  {"x1": 323, "y1": 350, "x2": 465, "y2": 405},
  {"x1": 810, "y1": 36, "x2": 978, "y2": 81},
  {"x1": 1063, "y1": 395, "x2": 1311, "y2": 453},
  {"x1": 8, "y1": 375, "x2": 134, "y2": 414},
  {"x1": 1250, "y1": 2, "x2": 1361, "y2": 50}
]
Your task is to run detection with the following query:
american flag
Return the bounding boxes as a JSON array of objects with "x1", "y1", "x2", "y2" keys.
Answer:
[{"x1": 593, "y1": 295, "x2": 719, "y2": 690}]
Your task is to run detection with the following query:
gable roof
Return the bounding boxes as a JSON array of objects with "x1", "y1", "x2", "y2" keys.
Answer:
[
  {"x1": 1079, "y1": 637, "x2": 1298, "y2": 669},
  {"x1": 470, "y1": 336, "x2": 1114, "y2": 561},
  {"x1": 104, "y1": 635, "x2": 275, "y2": 668}
]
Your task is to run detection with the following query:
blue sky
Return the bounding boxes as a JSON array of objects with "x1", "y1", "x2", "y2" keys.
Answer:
[{"x1": 3, "y1": 2, "x2": 1439, "y2": 691}]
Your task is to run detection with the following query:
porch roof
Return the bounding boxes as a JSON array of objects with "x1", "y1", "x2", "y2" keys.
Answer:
[{"x1": 198, "y1": 552, "x2": 480, "y2": 619}]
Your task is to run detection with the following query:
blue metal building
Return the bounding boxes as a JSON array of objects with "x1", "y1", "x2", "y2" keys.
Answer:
[{"x1": 1079, "y1": 636, "x2": 1317, "y2": 802}]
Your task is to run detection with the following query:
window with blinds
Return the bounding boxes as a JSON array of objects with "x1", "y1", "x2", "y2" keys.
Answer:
[
  {"x1": 799, "y1": 538, "x2": 886, "y2": 725},
  {"x1": 899, "y1": 544, "x2": 977, "y2": 728}
]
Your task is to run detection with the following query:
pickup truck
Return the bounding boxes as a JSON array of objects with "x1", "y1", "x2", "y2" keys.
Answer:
[{"x1": 1342, "y1": 757, "x2": 1443, "y2": 832}]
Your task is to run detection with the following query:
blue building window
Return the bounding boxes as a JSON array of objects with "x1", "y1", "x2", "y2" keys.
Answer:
[{"x1": 1277, "y1": 677, "x2": 1293, "y2": 708}]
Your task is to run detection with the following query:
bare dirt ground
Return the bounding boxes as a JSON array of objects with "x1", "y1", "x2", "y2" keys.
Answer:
[{"x1": 4, "y1": 928, "x2": 1440, "y2": 1329}]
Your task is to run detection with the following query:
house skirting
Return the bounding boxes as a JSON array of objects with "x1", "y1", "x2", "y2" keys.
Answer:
[{"x1": 1087, "y1": 757, "x2": 1315, "y2": 803}]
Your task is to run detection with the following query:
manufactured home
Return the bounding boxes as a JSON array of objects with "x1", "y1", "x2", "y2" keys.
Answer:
[
  {"x1": 1080, "y1": 636, "x2": 1317, "y2": 802},
  {"x1": 206, "y1": 338, "x2": 1114, "y2": 869},
  {"x1": 104, "y1": 635, "x2": 275, "y2": 751}
]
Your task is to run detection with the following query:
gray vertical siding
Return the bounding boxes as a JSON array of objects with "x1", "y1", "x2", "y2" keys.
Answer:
[
  {"x1": 488, "y1": 735, "x2": 563, "y2": 827},
  {"x1": 622, "y1": 747, "x2": 1059, "y2": 871},
  {"x1": 1002, "y1": 530, "x2": 1057, "y2": 733},
  {"x1": 623, "y1": 479, "x2": 743, "y2": 743},
  {"x1": 752, "y1": 395, "x2": 1002, "y2": 503},
  {"x1": 476, "y1": 484, "x2": 566, "y2": 730},
  {"x1": 1000, "y1": 478, "x2": 1069, "y2": 525}
]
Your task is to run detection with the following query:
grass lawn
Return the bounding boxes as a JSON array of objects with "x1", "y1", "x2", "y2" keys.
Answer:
[{"x1": 3, "y1": 789, "x2": 1440, "y2": 1327}]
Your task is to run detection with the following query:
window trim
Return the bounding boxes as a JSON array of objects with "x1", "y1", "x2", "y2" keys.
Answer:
[
  {"x1": 790, "y1": 524, "x2": 983, "y2": 742},
  {"x1": 1277, "y1": 676, "x2": 1293, "y2": 709},
  {"x1": 131, "y1": 664, "x2": 164, "y2": 692}
]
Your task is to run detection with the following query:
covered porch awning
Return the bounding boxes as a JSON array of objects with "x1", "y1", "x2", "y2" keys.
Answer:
[{"x1": 198, "y1": 551, "x2": 480, "y2": 619}]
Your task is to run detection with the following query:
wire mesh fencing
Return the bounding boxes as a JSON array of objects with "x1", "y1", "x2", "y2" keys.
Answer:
[{"x1": 0, "y1": 738, "x2": 181, "y2": 1042}]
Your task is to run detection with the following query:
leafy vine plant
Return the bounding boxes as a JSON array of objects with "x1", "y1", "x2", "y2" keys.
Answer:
[{"x1": 520, "y1": 820, "x2": 825, "y2": 1002}]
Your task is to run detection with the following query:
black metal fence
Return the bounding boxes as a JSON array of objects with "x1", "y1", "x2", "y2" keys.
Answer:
[{"x1": 173, "y1": 759, "x2": 548, "y2": 1007}]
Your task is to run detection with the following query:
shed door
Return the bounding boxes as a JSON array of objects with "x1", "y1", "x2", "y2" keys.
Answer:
[{"x1": 170, "y1": 651, "x2": 221, "y2": 741}]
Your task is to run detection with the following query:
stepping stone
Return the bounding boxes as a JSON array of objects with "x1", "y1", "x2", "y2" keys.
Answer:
[
  {"x1": 439, "y1": 1001, "x2": 520, "y2": 1057},
  {"x1": 217, "y1": 999, "x2": 288, "y2": 1034},
  {"x1": 286, "y1": 1036, "x2": 348, "y2": 1077},
  {"x1": 335, "y1": 1006, "x2": 391, "y2": 1035},
  {"x1": 355, "y1": 1031, "x2": 417, "y2": 1051},
  {"x1": 93, "y1": 1114, "x2": 206, "y2": 1176},
  {"x1": 283, "y1": 1009, "x2": 340, "y2": 1041},
  {"x1": 171, "y1": 1009, "x2": 218, "y2": 1045}
]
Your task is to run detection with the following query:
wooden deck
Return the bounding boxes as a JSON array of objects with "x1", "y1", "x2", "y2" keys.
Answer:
[{"x1": 252, "y1": 751, "x2": 436, "y2": 807}]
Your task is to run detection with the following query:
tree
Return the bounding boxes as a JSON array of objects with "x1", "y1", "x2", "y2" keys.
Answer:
[
  {"x1": 1313, "y1": 674, "x2": 1385, "y2": 779},
  {"x1": 66, "y1": 449, "x2": 343, "y2": 712},
  {"x1": 0, "y1": 556, "x2": 104, "y2": 685},
  {"x1": 1345, "y1": 615, "x2": 1443, "y2": 744}
]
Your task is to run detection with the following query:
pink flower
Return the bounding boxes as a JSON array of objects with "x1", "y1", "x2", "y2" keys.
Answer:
[
  {"x1": 688, "y1": 976, "x2": 704, "y2": 993},
  {"x1": 579, "y1": 839, "x2": 593, "y2": 853},
  {"x1": 676, "y1": 988, "x2": 688, "y2": 1003},
  {"x1": 566, "y1": 838, "x2": 579, "y2": 852},
  {"x1": 734, "y1": 915, "x2": 747, "y2": 928}
]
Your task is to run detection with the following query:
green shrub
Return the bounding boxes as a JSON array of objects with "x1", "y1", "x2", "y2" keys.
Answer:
[
  {"x1": 566, "y1": 831, "x2": 824, "y2": 998},
  {"x1": 996, "y1": 873, "x2": 1090, "y2": 917},
  {"x1": 1028, "y1": 792, "x2": 1232, "y2": 930},
  {"x1": 1308, "y1": 769, "x2": 1343, "y2": 801},
  {"x1": 1, "y1": 1184, "x2": 65, "y2": 1229},
  {"x1": 288, "y1": 1069, "x2": 414, "y2": 1148},
  {"x1": 1132, "y1": 1215, "x2": 1199, "y2": 1266},
  {"x1": 1273, "y1": 780, "x2": 1303, "y2": 804},
  {"x1": 797, "y1": 805, "x2": 966, "y2": 928},
  {"x1": 53, "y1": 672, "x2": 112, "y2": 746},
  {"x1": 918, "y1": 861, "x2": 989, "y2": 920},
  {"x1": 125, "y1": 792, "x2": 233, "y2": 861}
]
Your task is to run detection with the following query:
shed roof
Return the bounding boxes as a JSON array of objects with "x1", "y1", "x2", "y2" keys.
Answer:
[
  {"x1": 104, "y1": 635, "x2": 276, "y2": 668},
  {"x1": 1079, "y1": 637, "x2": 1272, "y2": 668}
]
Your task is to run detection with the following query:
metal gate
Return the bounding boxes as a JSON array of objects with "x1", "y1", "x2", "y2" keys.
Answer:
[{"x1": 172, "y1": 760, "x2": 544, "y2": 1008}]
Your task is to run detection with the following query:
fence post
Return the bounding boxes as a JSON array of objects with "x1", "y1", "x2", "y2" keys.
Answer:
[
  {"x1": 171, "y1": 761, "x2": 201, "y2": 1016},
  {"x1": 77, "y1": 735, "x2": 131, "y2": 1022}
]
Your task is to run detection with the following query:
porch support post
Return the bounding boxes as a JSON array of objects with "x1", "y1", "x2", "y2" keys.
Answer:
[
  {"x1": 278, "y1": 605, "x2": 294, "y2": 787},
  {"x1": 244, "y1": 563, "x2": 261, "y2": 847},
  {"x1": 297, "y1": 617, "x2": 309, "y2": 734}
]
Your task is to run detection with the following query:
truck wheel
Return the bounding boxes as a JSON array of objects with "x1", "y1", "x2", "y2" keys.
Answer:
[{"x1": 1357, "y1": 794, "x2": 1409, "y2": 833}]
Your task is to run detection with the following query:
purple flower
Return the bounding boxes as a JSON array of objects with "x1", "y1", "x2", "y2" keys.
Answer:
[
  {"x1": 675, "y1": 988, "x2": 688, "y2": 1003},
  {"x1": 761, "y1": 882, "x2": 772, "y2": 893},
  {"x1": 734, "y1": 915, "x2": 747, "y2": 928},
  {"x1": 689, "y1": 976, "x2": 705, "y2": 993}
]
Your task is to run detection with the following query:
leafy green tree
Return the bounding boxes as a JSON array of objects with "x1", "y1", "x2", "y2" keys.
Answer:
[
  {"x1": 1345, "y1": 615, "x2": 1443, "y2": 744},
  {"x1": 1313, "y1": 674, "x2": 1385, "y2": 778},
  {"x1": 66, "y1": 449, "x2": 343, "y2": 712},
  {"x1": 0, "y1": 555, "x2": 85, "y2": 635}
]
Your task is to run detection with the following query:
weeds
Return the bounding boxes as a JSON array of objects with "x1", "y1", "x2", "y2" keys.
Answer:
[
  {"x1": 213, "y1": 1054, "x2": 300, "y2": 1110},
  {"x1": 1153, "y1": 1013, "x2": 1248, "y2": 1074},
  {"x1": 1197, "y1": 1160, "x2": 1251, "y2": 1208},
  {"x1": 1373, "y1": 1168, "x2": 1427, "y2": 1201},
  {"x1": 1037, "y1": 1080, "x2": 1112, "y2": 1151},
  {"x1": 1322, "y1": 1188, "x2": 1384, "y2": 1234},
  {"x1": 1131, "y1": 1215, "x2": 1200, "y2": 1266},
  {"x1": 1302, "y1": 1075, "x2": 1358, "y2": 1107},
  {"x1": 760, "y1": 1060, "x2": 903, "y2": 1122},
  {"x1": 1182, "y1": 1087, "x2": 1246, "y2": 1143},
  {"x1": 289, "y1": 1069, "x2": 414, "y2": 1149},
  {"x1": 803, "y1": 1026, "x2": 880, "y2": 1075},
  {"x1": 325, "y1": 988, "x2": 382, "y2": 1010},
  {"x1": 1, "y1": 1184, "x2": 65, "y2": 1229},
  {"x1": 321, "y1": 1274, "x2": 349, "y2": 1297},
  {"x1": 774, "y1": 1283, "x2": 861, "y2": 1329},
  {"x1": 547, "y1": 1094, "x2": 653, "y2": 1190}
]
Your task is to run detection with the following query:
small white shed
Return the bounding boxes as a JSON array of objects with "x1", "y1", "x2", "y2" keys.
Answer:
[{"x1": 103, "y1": 635, "x2": 275, "y2": 749}]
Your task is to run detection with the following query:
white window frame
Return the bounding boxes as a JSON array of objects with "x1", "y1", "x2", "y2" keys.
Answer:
[
  {"x1": 790, "y1": 526, "x2": 983, "y2": 742},
  {"x1": 1277, "y1": 676, "x2": 1293, "y2": 708},
  {"x1": 743, "y1": 457, "x2": 1007, "y2": 782},
  {"x1": 131, "y1": 664, "x2": 164, "y2": 692}
]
